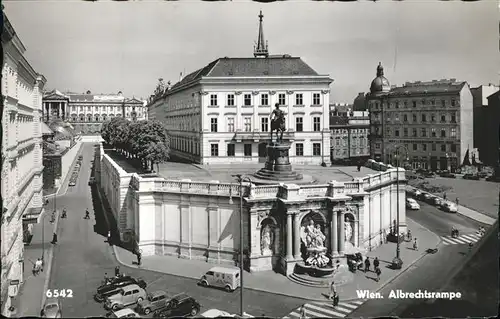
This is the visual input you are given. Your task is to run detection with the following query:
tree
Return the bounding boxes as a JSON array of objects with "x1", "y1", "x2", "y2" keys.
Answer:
[
  {"x1": 100, "y1": 120, "x2": 112, "y2": 145},
  {"x1": 134, "y1": 120, "x2": 170, "y2": 171}
]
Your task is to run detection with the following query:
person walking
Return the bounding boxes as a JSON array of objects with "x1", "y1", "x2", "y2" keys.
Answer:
[
  {"x1": 299, "y1": 305, "x2": 306, "y2": 319},
  {"x1": 136, "y1": 251, "x2": 142, "y2": 266},
  {"x1": 375, "y1": 266, "x2": 382, "y2": 282},
  {"x1": 114, "y1": 266, "x2": 120, "y2": 277},
  {"x1": 413, "y1": 238, "x2": 418, "y2": 251},
  {"x1": 373, "y1": 257, "x2": 380, "y2": 270},
  {"x1": 443, "y1": 192, "x2": 447, "y2": 200},
  {"x1": 50, "y1": 210, "x2": 56, "y2": 224},
  {"x1": 332, "y1": 292, "x2": 339, "y2": 307},
  {"x1": 51, "y1": 232, "x2": 58, "y2": 244},
  {"x1": 107, "y1": 230, "x2": 112, "y2": 245},
  {"x1": 364, "y1": 257, "x2": 371, "y2": 273},
  {"x1": 61, "y1": 208, "x2": 67, "y2": 219},
  {"x1": 84, "y1": 208, "x2": 90, "y2": 219},
  {"x1": 328, "y1": 281, "x2": 336, "y2": 300}
]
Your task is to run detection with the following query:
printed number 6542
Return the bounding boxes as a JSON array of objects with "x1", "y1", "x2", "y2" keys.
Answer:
[{"x1": 46, "y1": 289, "x2": 73, "y2": 298}]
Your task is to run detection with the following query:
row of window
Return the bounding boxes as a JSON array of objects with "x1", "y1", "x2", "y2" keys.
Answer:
[
  {"x1": 210, "y1": 142, "x2": 322, "y2": 157},
  {"x1": 68, "y1": 113, "x2": 142, "y2": 122},
  {"x1": 52, "y1": 105, "x2": 146, "y2": 113},
  {"x1": 374, "y1": 112, "x2": 457, "y2": 124},
  {"x1": 210, "y1": 116, "x2": 322, "y2": 133},
  {"x1": 384, "y1": 127, "x2": 457, "y2": 138},
  {"x1": 331, "y1": 128, "x2": 369, "y2": 135},
  {"x1": 209, "y1": 92, "x2": 323, "y2": 107},
  {"x1": 370, "y1": 98, "x2": 458, "y2": 109},
  {"x1": 374, "y1": 142, "x2": 457, "y2": 153},
  {"x1": 333, "y1": 136, "x2": 368, "y2": 146}
]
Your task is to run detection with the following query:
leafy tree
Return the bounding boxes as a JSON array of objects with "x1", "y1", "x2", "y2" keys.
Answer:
[{"x1": 100, "y1": 120, "x2": 112, "y2": 145}]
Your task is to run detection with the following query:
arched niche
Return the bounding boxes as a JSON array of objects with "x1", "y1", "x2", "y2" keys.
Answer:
[{"x1": 260, "y1": 217, "x2": 277, "y2": 256}]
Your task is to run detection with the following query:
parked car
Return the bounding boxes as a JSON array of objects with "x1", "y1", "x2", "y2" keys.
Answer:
[
  {"x1": 104, "y1": 284, "x2": 147, "y2": 311},
  {"x1": 432, "y1": 196, "x2": 444, "y2": 206},
  {"x1": 199, "y1": 267, "x2": 241, "y2": 292},
  {"x1": 41, "y1": 298, "x2": 62, "y2": 318},
  {"x1": 69, "y1": 180, "x2": 77, "y2": 187},
  {"x1": 406, "y1": 198, "x2": 420, "y2": 210},
  {"x1": 200, "y1": 309, "x2": 233, "y2": 318},
  {"x1": 439, "y1": 171, "x2": 456, "y2": 178},
  {"x1": 94, "y1": 276, "x2": 147, "y2": 302},
  {"x1": 155, "y1": 294, "x2": 201, "y2": 318},
  {"x1": 421, "y1": 192, "x2": 432, "y2": 202},
  {"x1": 422, "y1": 171, "x2": 436, "y2": 178},
  {"x1": 463, "y1": 174, "x2": 480, "y2": 180},
  {"x1": 88, "y1": 177, "x2": 96, "y2": 186},
  {"x1": 477, "y1": 171, "x2": 488, "y2": 178},
  {"x1": 136, "y1": 290, "x2": 170, "y2": 315},
  {"x1": 441, "y1": 201, "x2": 458, "y2": 213},
  {"x1": 105, "y1": 308, "x2": 141, "y2": 318}
]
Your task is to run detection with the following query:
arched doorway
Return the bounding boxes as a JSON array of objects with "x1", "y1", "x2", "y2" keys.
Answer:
[{"x1": 258, "y1": 143, "x2": 267, "y2": 163}]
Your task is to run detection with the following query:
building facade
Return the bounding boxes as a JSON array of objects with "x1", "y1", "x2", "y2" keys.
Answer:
[
  {"x1": 482, "y1": 91, "x2": 500, "y2": 168},
  {"x1": 471, "y1": 84, "x2": 499, "y2": 163},
  {"x1": 42, "y1": 90, "x2": 147, "y2": 134},
  {"x1": 367, "y1": 63, "x2": 473, "y2": 172},
  {"x1": 147, "y1": 12, "x2": 332, "y2": 165},
  {"x1": 330, "y1": 110, "x2": 370, "y2": 163},
  {"x1": 1, "y1": 12, "x2": 46, "y2": 315},
  {"x1": 96, "y1": 145, "x2": 407, "y2": 276}
]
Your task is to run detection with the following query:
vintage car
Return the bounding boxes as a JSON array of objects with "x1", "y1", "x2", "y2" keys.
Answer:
[
  {"x1": 41, "y1": 298, "x2": 62, "y2": 318},
  {"x1": 155, "y1": 294, "x2": 201, "y2": 318},
  {"x1": 104, "y1": 284, "x2": 147, "y2": 311},
  {"x1": 105, "y1": 308, "x2": 141, "y2": 318},
  {"x1": 135, "y1": 290, "x2": 170, "y2": 315},
  {"x1": 94, "y1": 276, "x2": 147, "y2": 302},
  {"x1": 406, "y1": 198, "x2": 420, "y2": 210}
]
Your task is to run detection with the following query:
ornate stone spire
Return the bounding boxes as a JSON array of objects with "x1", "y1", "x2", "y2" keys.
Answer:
[
  {"x1": 376, "y1": 62, "x2": 384, "y2": 77},
  {"x1": 254, "y1": 10, "x2": 269, "y2": 58}
]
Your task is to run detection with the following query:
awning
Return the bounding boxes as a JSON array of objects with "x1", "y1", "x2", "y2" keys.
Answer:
[{"x1": 23, "y1": 207, "x2": 44, "y2": 224}]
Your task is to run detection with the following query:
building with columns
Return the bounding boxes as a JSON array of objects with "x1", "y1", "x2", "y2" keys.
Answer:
[
  {"x1": 1, "y1": 12, "x2": 46, "y2": 315},
  {"x1": 42, "y1": 90, "x2": 147, "y2": 134},
  {"x1": 96, "y1": 144, "x2": 407, "y2": 277},
  {"x1": 147, "y1": 11, "x2": 332, "y2": 165},
  {"x1": 367, "y1": 62, "x2": 473, "y2": 171}
]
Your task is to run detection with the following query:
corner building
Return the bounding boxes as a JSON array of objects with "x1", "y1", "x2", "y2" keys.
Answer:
[
  {"x1": 147, "y1": 12, "x2": 332, "y2": 165},
  {"x1": 367, "y1": 63, "x2": 473, "y2": 171},
  {"x1": 1, "y1": 12, "x2": 46, "y2": 315}
]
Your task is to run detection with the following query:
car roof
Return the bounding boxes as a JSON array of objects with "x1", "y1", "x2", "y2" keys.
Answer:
[
  {"x1": 172, "y1": 293, "x2": 191, "y2": 301},
  {"x1": 151, "y1": 290, "x2": 167, "y2": 297},
  {"x1": 200, "y1": 309, "x2": 233, "y2": 317},
  {"x1": 114, "y1": 308, "x2": 136, "y2": 316},
  {"x1": 122, "y1": 284, "x2": 140, "y2": 290},
  {"x1": 45, "y1": 297, "x2": 60, "y2": 305},
  {"x1": 209, "y1": 266, "x2": 240, "y2": 274}
]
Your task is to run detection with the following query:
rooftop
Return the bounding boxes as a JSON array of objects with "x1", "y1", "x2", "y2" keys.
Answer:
[
  {"x1": 169, "y1": 56, "x2": 323, "y2": 93},
  {"x1": 388, "y1": 79, "x2": 467, "y2": 97}
]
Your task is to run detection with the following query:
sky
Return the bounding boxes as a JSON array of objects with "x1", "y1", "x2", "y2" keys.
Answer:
[{"x1": 4, "y1": 0, "x2": 499, "y2": 103}]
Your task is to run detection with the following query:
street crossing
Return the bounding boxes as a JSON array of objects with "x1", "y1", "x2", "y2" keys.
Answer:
[
  {"x1": 285, "y1": 299, "x2": 365, "y2": 318},
  {"x1": 441, "y1": 232, "x2": 483, "y2": 245}
]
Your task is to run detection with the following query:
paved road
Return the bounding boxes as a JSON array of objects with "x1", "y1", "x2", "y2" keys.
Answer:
[
  {"x1": 350, "y1": 199, "x2": 487, "y2": 317},
  {"x1": 47, "y1": 143, "x2": 305, "y2": 318},
  {"x1": 405, "y1": 199, "x2": 484, "y2": 236}
]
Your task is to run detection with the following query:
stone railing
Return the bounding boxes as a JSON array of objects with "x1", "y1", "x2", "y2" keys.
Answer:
[{"x1": 106, "y1": 153, "x2": 406, "y2": 203}]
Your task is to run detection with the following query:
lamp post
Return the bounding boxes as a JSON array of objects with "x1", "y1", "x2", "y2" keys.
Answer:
[
  {"x1": 392, "y1": 145, "x2": 409, "y2": 270},
  {"x1": 230, "y1": 174, "x2": 252, "y2": 317}
]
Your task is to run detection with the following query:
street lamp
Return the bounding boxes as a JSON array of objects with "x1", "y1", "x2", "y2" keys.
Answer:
[
  {"x1": 392, "y1": 145, "x2": 409, "y2": 270},
  {"x1": 229, "y1": 174, "x2": 252, "y2": 317}
]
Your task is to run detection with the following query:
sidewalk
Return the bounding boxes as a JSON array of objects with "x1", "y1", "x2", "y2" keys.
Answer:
[
  {"x1": 16, "y1": 204, "x2": 60, "y2": 317},
  {"x1": 406, "y1": 185, "x2": 496, "y2": 225},
  {"x1": 113, "y1": 218, "x2": 440, "y2": 301}
]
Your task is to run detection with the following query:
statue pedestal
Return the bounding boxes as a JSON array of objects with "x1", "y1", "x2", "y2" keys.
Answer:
[{"x1": 254, "y1": 142, "x2": 305, "y2": 183}]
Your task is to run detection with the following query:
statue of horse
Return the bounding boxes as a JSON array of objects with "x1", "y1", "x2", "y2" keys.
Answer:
[{"x1": 270, "y1": 104, "x2": 286, "y2": 143}]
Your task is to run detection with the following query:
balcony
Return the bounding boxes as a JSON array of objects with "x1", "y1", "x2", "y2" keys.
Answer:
[
  {"x1": 232, "y1": 131, "x2": 295, "y2": 142},
  {"x1": 23, "y1": 207, "x2": 44, "y2": 224}
]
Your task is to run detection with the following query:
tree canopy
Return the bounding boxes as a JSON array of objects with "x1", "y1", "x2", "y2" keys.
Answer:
[{"x1": 100, "y1": 117, "x2": 170, "y2": 172}]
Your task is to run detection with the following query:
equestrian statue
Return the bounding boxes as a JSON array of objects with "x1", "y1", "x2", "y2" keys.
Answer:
[{"x1": 270, "y1": 103, "x2": 286, "y2": 143}]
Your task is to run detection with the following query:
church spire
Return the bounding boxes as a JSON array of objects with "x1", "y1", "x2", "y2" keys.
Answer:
[{"x1": 254, "y1": 10, "x2": 269, "y2": 58}]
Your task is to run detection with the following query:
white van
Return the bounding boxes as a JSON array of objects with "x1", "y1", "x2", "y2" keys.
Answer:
[{"x1": 199, "y1": 267, "x2": 240, "y2": 292}]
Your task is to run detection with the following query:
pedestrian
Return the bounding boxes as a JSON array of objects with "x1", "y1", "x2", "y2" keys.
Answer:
[
  {"x1": 443, "y1": 192, "x2": 447, "y2": 200},
  {"x1": 50, "y1": 210, "x2": 56, "y2": 224},
  {"x1": 84, "y1": 208, "x2": 90, "y2": 219},
  {"x1": 375, "y1": 266, "x2": 381, "y2": 282},
  {"x1": 364, "y1": 257, "x2": 371, "y2": 273},
  {"x1": 332, "y1": 292, "x2": 339, "y2": 307},
  {"x1": 107, "y1": 230, "x2": 112, "y2": 245},
  {"x1": 51, "y1": 232, "x2": 58, "y2": 244},
  {"x1": 299, "y1": 305, "x2": 306, "y2": 319},
  {"x1": 137, "y1": 251, "x2": 142, "y2": 266},
  {"x1": 373, "y1": 257, "x2": 380, "y2": 269},
  {"x1": 413, "y1": 238, "x2": 418, "y2": 251},
  {"x1": 104, "y1": 272, "x2": 110, "y2": 284},
  {"x1": 62, "y1": 208, "x2": 67, "y2": 219},
  {"x1": 357, "y1": 164, "x2": 361, "y2": 172},
  {"x1": 114, "y1": 266, "x2": 120, "y2": 277},
  {"x1": 328, "y1": 281, "x2": 336, "y2": 300}
]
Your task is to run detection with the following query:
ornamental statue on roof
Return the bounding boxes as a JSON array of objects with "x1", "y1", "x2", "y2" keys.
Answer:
[{"x1": 154, "y1": 78, "x2": 166, "y2": 97}]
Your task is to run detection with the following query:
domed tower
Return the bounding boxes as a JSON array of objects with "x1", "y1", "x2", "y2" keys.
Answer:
[{"x1": 370, "y1": 62, "x2": 391, "y2": 95}]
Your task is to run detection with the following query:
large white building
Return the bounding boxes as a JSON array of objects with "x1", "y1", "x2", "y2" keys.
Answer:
[
  {"x1": 147, "y1": 11, "x2": 332, "y2": 165},
  {"x1": 42, "y1": 90, "x2": 147, "y2": 134},
  {"x1": 1, "y1": 12, "x2": 46, "y2": 315}
]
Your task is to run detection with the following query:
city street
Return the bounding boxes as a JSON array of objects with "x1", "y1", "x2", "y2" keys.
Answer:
[
  {"x1": 349, "y1": 198, "x2": 490, "y2": 318},
  {"x1": 46, "y1": 144, "x2": 306, "y2": 318}
]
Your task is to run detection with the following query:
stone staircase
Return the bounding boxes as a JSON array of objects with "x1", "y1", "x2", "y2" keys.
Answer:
[{"x1": 288, "y1": 272, "x2": 333, "y2": 288}]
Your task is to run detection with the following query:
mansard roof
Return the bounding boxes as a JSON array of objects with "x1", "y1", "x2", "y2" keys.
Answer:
[
  {"x1": 169, "y1": 56, "x2": 322, "y2": 93},
  {"x1": 388, "y1": 80, "x2": 467, "y2": 97}
]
